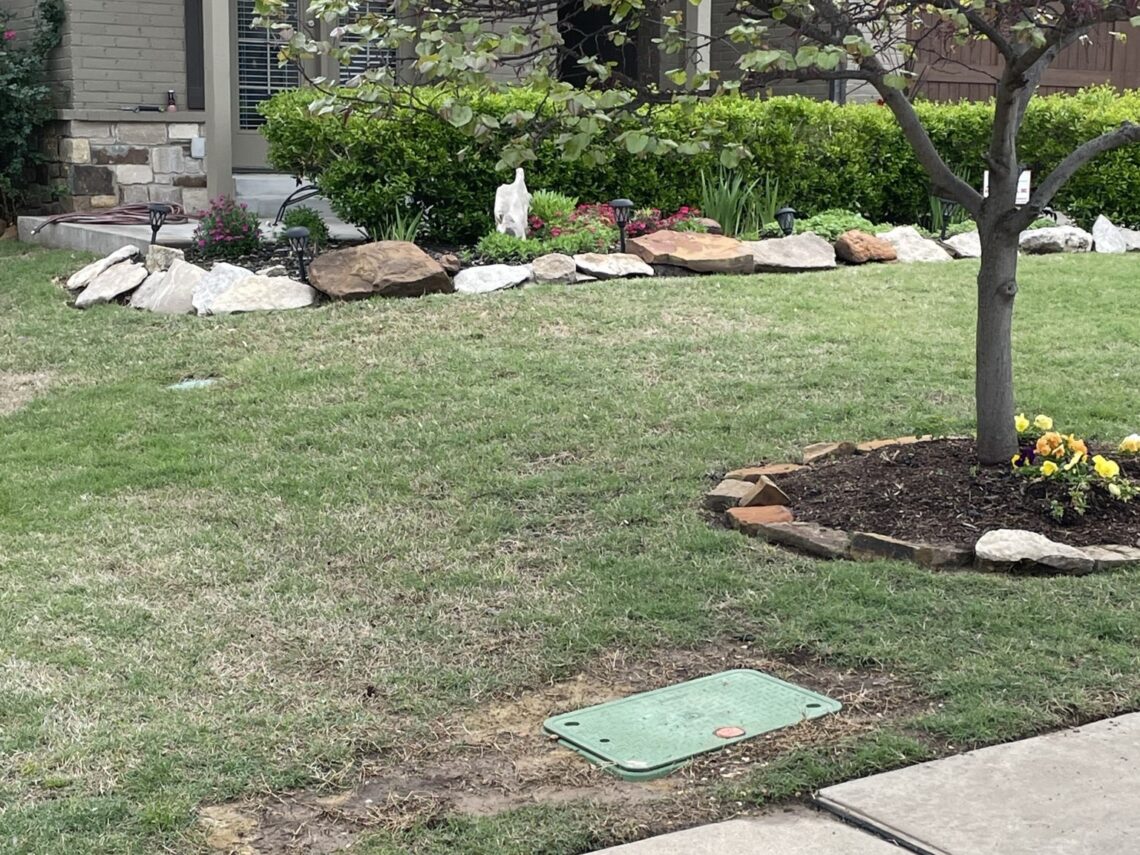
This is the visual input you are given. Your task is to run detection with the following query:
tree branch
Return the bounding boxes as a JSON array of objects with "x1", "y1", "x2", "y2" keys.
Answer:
[{"x1": 1025, "y1": 122, "x2": 1140, "y2": 218}]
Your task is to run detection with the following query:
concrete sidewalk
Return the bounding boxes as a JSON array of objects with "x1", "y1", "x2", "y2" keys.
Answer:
[{"x1": 594, "y1": 713, "x2": 1140, "y2": 854}]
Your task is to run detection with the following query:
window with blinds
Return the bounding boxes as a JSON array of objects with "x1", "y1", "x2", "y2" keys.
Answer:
[
  {"x1": 237, "y1": 0, "x2": 301, "y2": 130},
  {"x1": 338, "y1": 1, "x2": 397, "y2": 84}
]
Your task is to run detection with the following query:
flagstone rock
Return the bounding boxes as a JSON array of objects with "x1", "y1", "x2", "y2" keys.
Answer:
[
  {"x1": 879, "y1": 225, "x2": 952, "y2": 263},
  {"x1": 856, "y1": 435, "x2": 934, "y2": 454},
  {"x1": 75, "y1": 261, "x2": 148, "y2": 309},
  {"x1": 627, "y1": 230, "x2": 754, "y2": 274},
  {"x1": 726, "y1": 505, "x2": 795, "y2": 533},
  {"x1": 530, "y1": 253, "x2": 578, "y2": 284},
  {"x1": 974, "y1": 528, "x2": 1096, "y2": 574},
  {"x1": 1082, "y1": 545, "x2": 1140, "y2": 569},
  {"x1": 307, "y1": 241, "x2": 453, "y2": 300},
  {"x1": 208, "y1": 275, "x2": 317, "y2": 314},
  {"x1": 744, "y1": 233, "x2": 837, "y2": 273},
  {"x1": 705, "y1": 479, "x2": 755, "y2": 512},
  {"x1": 802, "y1": 441, "x2": 857, "y2": 464},
  {"x1": 192, "y1": 262, "x2": 255, "y2": 315},
  {"x1": 941, "y1": 231, "x2": 981, "y2": 259},
  {"x1": 748, "y1": 520, "x2": 852, "y2": 560},
  {"x1": 130, "y1": 259, "x2": 203, "y2": 314},
  {"x1": 145, "y1": 244, "x2": 185, "y2": 273},
  {"x1": 573, "y1": 253, "x2": 654, "y2": 280},
  {"x1": 1121, "y1": 228, "x2": 1140, "y2": 252},
  {"x1": 66, "y1": 245, "x2": 139, "y2": 290},
  {"x1": 1092, "y1": 215, "x2": 1127, "y2": 254},
  {"x1": 834, "y1": 230, "x2": 897, "y2": 264},
  {"x1": 739, "y1": 476, "x2": 791, "y2": 508},
  {"x1": 726, "y1": 463, "x2": 806, "y2": 482},
  {"x1": 850, "y1": 533, "x2": 973, "y2": 568},
  {"x1": 1018, "y1": 226, "x2": 1092, "y2": 254},
  {"x1": 454, "y1": 264, "x2": 533, "y2": 294}
]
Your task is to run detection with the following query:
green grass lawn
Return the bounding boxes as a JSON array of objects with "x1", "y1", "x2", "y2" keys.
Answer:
[{"x1": 2, "y1": 241, "x2": 1139, "y2": 854}]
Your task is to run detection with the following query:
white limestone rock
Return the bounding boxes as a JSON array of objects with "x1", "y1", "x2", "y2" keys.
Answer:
[
  {"x1": 744, "y1": 233, "x2": 837, "y2": 272},
  {"x1": 975, "y1": 529, "x2": 1095, "y2": 574},
  {"x1": 75, "y1": 261, "x2": 148, "y2": 309},
  {"x1": 145, "y1": 244, "x2": 185, "y2": 273},
  {"x1": 208, "y1": 275, "x2": 317, "y2": 314},
  {"x1": 493, "y1": 167, "x2": 531, "y2": 239},
  {"x1": 1019, "y1": 226, "x2": 1093, "y2": 254},
  {"x1": 192, "y1": 263, "x2": 255, "y2": 316},
  {"x1": 530, "y1": 253, "x2": 578, "y2": 284},
  {"x1": 879, "y1": 225, "x2": 953, "y2": 263},
  {"x1": 941, "y1": 231, "x2": 981, "y2": 259},
  {"x1": 66, "y1": 245, "x2": 139, "y2": 291},
  {"x1": 453, "y1": 264, "x2": 534, "y2": 295},
  {"x1": 130, "y1": 259, "x2": 204, "y2": 314},
  {"x1": 1092, "y1": 215, "x2": 1127, "y2": 254},
  {"x1": 1121, "y1": 227, "x2": 1140, "y2": 252},
  {"x1": 572, "y1": 252, "x2": 654, "y2": 280}
]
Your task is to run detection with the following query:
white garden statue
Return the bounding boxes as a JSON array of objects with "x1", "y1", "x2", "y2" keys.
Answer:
[{"x1": 494, "y1": 167, "x2": 531, "y2": 239}]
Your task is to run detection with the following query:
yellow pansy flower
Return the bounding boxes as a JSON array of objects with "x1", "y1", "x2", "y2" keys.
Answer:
[
  {"x1": 1120, "y1": 434, "x2": 1140, "y2": 454},
  {"x1": 1093, "y1": 455, "x2": 1120, "y2": 480},
  {"x1": 1014, "y1": 413, "x2": 1030, "y2": 433},
  {"x1": 1011, "y1": 454, "x2": 1022, "y2": 467},
  {"x1": 1034, "y1": 414, "x2": 1053, "y2": 431},
  {"x1": 1063, "y1": 452, "x2": 1084, "y2": 471},
  {"x1": 1040, "y1": 460, "x2": 1059, "y2": 477}
]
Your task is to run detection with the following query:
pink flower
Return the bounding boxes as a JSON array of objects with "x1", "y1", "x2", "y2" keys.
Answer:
[{"x1": 3, "y1": 30, "x2": 15, "y2": 41}]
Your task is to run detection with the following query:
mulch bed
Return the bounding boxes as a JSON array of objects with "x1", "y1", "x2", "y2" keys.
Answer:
[{"x1": 777, "y1": 439, "x2": 1140, "y2": 549}]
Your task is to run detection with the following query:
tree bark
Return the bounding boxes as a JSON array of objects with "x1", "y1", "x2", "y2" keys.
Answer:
[{"x1": 975, "y1": 227, "x2": 1021, "y2": 465}]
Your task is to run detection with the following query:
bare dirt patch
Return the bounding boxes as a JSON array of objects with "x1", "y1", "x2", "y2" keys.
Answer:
[
  {"x1": 199, "y1": 641, "x2": 927, "y2": 853},
  {"x1": 0, "y1": 372, "x2": 51, "y2": 416}
]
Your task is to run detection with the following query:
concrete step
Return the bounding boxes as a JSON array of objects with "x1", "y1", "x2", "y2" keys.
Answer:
[{"x1": 238, "y1": 194, "x2": 338, "y2": 220}]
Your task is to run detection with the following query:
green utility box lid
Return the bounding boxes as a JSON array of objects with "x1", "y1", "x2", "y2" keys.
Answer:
[{"x1": 543, "y1": 669, "x2": 841, "y2": 781}]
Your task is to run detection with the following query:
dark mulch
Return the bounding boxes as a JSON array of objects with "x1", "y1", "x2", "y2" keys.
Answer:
[{"x1": 777, "y1": 439, "x2": 1140, "y2": 549}]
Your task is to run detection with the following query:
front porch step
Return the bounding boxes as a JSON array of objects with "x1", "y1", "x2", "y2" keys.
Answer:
[{"x1": 234, "y1": 173, "x2": 339, "y2": 221}]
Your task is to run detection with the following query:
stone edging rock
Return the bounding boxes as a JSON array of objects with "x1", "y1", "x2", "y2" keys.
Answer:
[{"x1": 709, "y1": 437, "x2": 1140, "y2": 575}]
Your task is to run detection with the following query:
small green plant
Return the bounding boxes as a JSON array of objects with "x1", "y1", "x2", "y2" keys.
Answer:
[
  {"x1": 280, "y1": 206, "x2": 330, "y2": 248},
  {"x1": 795, "y1": 209, "x2": 882, "y2": 241},
  {"x1": 530, "y1": 190, "x2": 578, "y2": 223},
  {"x1": 473, "y1": 226, "x2": 612, "y2": 264},
  {"x1": 1027, "y1": 217, "x2": 1058, "y2": 230},
  {"x1": 371, "y1": 204, "x2": 423, "y2": 242},
  {"x1": 698, "y1": 168, "x2": 763, "y2": 238},
  {"x1": 192, "y1": 196, "x2": 262, "y2": 260}
]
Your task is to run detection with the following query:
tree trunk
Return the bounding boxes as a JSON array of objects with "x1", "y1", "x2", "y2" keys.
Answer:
[{"x1": 975, "y1": 227, "x2": 1020, "y2": 465}]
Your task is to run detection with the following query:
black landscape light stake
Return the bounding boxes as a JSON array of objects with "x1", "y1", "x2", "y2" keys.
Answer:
[
  {"x1": 148, "y1": 202, "x2": 171, "y2": 245},
  {"x1": 610, "y1": 198, "x2": 634, "y2": 253},
  {"x1": 937, "y1": 197, "x2": 960, "y2": 241},
  {"x1": 284, "y1": 226, "x2": 311, "y2": 283},
  {"x1": 775, "y1": 207, "x2": 797, "y2": 237}
]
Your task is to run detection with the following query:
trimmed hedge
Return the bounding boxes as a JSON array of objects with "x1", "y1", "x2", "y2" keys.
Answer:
[{"x1": 261, "y1": 86, "x2": 1140, "y2": 245}]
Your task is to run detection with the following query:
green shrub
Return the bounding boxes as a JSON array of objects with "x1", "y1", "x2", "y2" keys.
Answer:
[
  {"x1": 795, "y1": 209, "x2": 883, "y2": 241},
  {"x1": 261, "y1": 86, "x2": 1140, "y2": 245},
  {"x1": 530, "y1": 190, "x2": 578, "y2": 223},
  {"x1": 280, "y1": 206, "x2": 330, "y2": 248},
  {"x1": 474, "y1": 226, "x2": 612, "y2": 264}
]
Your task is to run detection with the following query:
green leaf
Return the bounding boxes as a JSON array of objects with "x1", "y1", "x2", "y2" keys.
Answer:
[
  {"x1": 445, "y1": 104, "x2": 473, "y2": 127},
  {"x1": 623, "y1": 131, "x2": 651, "y2": 154},
  {"x1": 883, "y1": 73, "x2": 909, "y2": 90}
]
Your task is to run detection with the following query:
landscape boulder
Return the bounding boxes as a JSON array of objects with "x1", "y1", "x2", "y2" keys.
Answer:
[
  {"x1": 879, "y1": 225, "x2": 952, "y2": 263},
  {"x1": 66, "y1": 245, "x2": 138, "y2": 291},
  {"x1": 530, "y1": 253, "x2": 578, "y2": 284},
  {"x1": 130, "y1": 259, "x2": 203, "y2": 314},
  {"x1": 974, "y1": 529, "x2": 1095, "y2": 574},
  {"x1": 192, "y1": 263, "x2": 255, "y2": 315},
  {"x1": 942, "y1": 230, "x2": 981, "y2": 259},
  {"x1": 75, "y1": 261, "x2": 148, "y2": 309},
  {"x1": 208, "y1": 275, "x2": 317, "y2": 314},
  {"x1": 145, "y1": 244, "x2": 185, "y2": 273},
  {"x1": 744, "y1": 233, "x2": 836, "y2": 272},
  {"x1": 307, "y1": 241, "x2": 453, "y2": 300},
  {"x1": 572, "y1": 253, "x2": 654, "y2": 280},
  {"x1": 1122, "y1": 227, "x2": 1140, "y2": 252},
  {"x1": 627, "y1": 230, "x2": 754, "y2": 274},
  {"x1": 1091, "y1": 215, "x2": 1127, "y2": 254},
  {"x1": 834, "y1": 230, "x2": 897, "y2": 264},
  {"x1": 454, "y1": 264, "x2": 533, "y2": 294},
  {"x1": 1018, "y1": 226, "x2": 1092, "y2": 254}
]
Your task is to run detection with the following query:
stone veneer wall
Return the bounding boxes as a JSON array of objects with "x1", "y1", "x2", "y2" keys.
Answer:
[{"x1": 43, "y1": 118, "x2": 209, "y2": 213}]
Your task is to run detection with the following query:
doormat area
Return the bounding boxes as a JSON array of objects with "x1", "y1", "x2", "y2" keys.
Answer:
[{"x1": 543, "y1": 669, "x2": 841, "y2": 781}]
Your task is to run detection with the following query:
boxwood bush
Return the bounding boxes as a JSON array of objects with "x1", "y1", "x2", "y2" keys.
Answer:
[{"x1": 261, "y1": 86, "x2": 1140, "y2": 246}]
